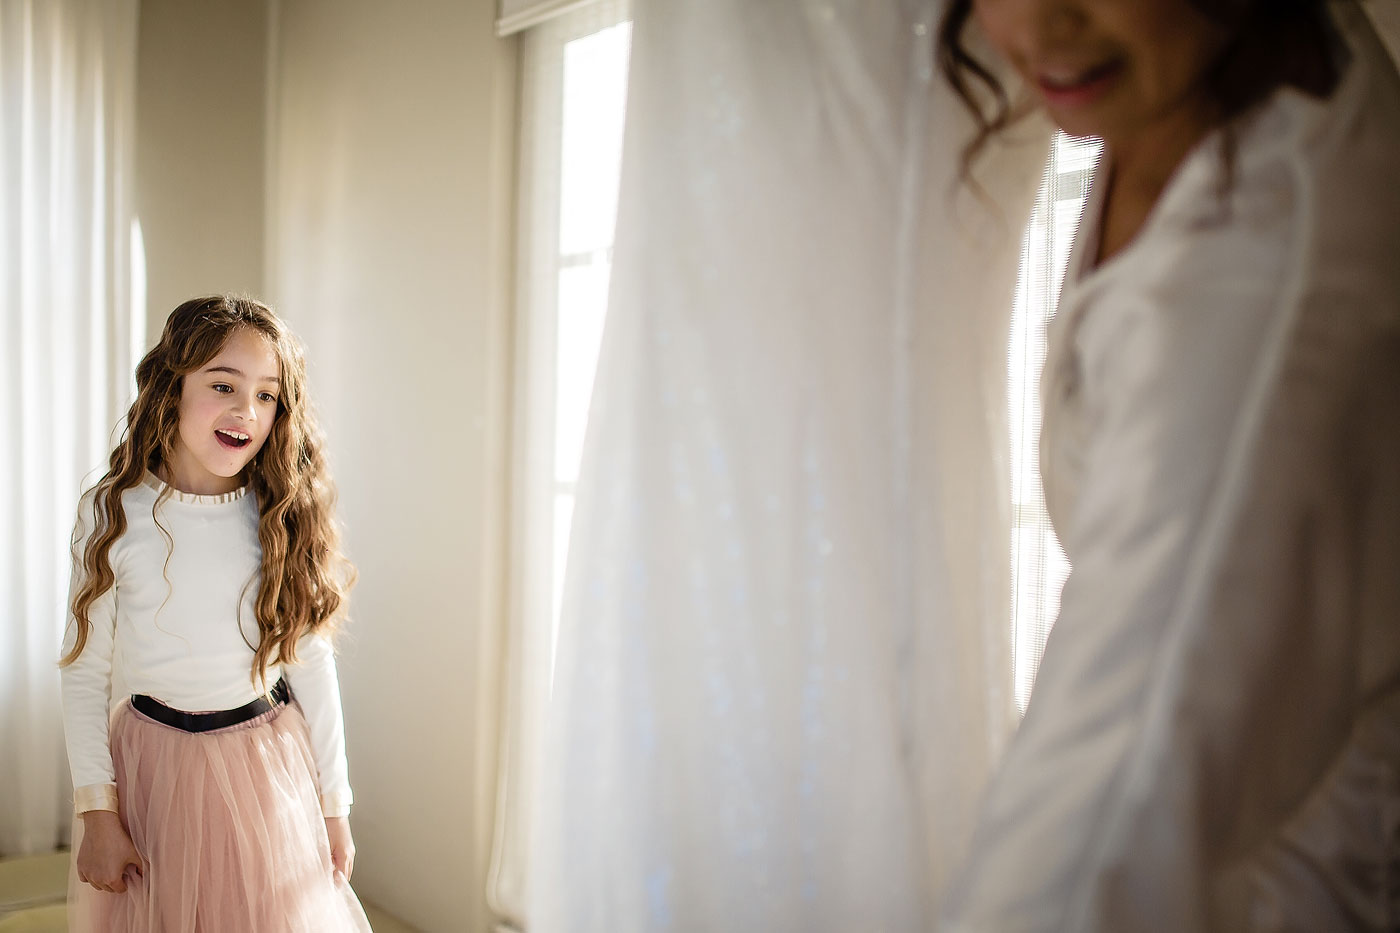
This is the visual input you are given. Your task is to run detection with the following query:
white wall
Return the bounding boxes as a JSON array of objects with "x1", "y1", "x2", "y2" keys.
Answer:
[
  {"x1": 136, "y1": 0, "x2": 270, "y2": 341},
  {"x1": 267, "y1": 2, "x2": 516, "y2": 930}
]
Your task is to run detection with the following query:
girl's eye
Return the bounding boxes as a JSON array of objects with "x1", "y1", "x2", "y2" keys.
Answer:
[
  {"x1": 258, "y1": 392, "x2": 278, "y2": 404},
  {"x1": 213, "y1": 383, "x2": 233, "y2": 394}
]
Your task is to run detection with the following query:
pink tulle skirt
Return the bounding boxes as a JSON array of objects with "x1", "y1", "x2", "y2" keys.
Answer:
[{"x1": 69, "y1": 700, "x2": 372, "y2": 932}]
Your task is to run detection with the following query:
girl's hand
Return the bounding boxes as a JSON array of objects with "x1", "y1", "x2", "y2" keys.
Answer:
[
  {"x1": 76, "y1": 810, "x2": 142, "y2": 894},
  {"x1": 325, "y1": 815, "x2": 356, "y2": 883}
]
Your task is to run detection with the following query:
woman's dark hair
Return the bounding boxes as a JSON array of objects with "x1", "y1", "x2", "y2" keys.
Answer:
[{"x1": 938, "y1": 0, "x2": 1339, "y2": 171}]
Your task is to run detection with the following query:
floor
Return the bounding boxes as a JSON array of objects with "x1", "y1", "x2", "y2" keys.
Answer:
[{"x1": 0, "y1": 850, "x2": 417, "y2": 932}]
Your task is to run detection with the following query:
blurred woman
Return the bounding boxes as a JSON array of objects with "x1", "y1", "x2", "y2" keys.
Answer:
[{"x1": 939, "y1": 2, "x2": 1400, "y2": 929}]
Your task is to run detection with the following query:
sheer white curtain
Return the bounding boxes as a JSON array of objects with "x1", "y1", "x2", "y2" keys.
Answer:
[
  {"x1": 525, "y1": 1, "x2": 1049, "y2": 929},
  {"x1": 0, "y1": 0, "x2": 140, "y2": 858}
]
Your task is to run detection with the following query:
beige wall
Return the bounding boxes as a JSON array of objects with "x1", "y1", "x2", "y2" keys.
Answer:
[
  {"x1": 267, "y1": 2, "x2": 516, "y2": 931},
  {"x1": 136, "y1": 0, "x2": 270, "y2": 341}
]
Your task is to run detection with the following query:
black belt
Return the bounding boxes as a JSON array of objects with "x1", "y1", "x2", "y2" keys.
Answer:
[{"x1": 131, "y1": 678, "x2": 290, "y2": 733}]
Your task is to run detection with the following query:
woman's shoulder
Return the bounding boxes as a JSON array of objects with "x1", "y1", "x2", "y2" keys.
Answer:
[
  {"x1": 1296, "y1": 7, "x2": 1400, "y2": 327},
  {"x1": 1118, "y1": 22, "x2": 1400, "y2": 329}
]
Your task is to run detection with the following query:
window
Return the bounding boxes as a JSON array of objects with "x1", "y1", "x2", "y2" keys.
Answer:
[
  {"x1": 511, "y1": 2, "x2": 632, "y2": 702},
  {"x1": 548, "y1": 20, "x2": 632, "y2": 677},
  {"x1": 489, "y1": 9, "x2": 633, "y2": 924},
  {"x1": 1008, "y1": 132, "x2": 1103, "y2": 711}
]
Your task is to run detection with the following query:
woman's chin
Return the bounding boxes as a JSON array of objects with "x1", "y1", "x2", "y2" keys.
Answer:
[{"x1": 1041, "y1": 105, "x2": 1111, "y2": 144}]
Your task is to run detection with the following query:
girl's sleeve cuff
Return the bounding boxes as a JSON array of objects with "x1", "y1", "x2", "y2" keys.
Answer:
[
  {"x1": 321, "y1": 789, "x2": 353, "y2": 818},
  {"x1": 74, "y1": 783, "x2": 119, "y2": 815}
]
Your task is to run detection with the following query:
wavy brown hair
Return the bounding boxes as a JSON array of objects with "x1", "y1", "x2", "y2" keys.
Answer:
[
  {"x1": 60, "y1": 295, "x2": 355, "y2": 688},
  {"x1": 938, "y1": 0, "x2": 1339, "y2": 172}
]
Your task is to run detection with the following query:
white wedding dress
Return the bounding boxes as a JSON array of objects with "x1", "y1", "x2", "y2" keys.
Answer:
[{"x1": 526, "y1": 1, "x2": 1047, "y2": 930}]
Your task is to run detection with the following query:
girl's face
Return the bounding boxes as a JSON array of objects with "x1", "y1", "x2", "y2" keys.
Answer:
[
  {"x1": 973, "y1": 0, "x2": 1230, "y2": 147},
  {"x1": 166, "y1": 327, "x2": 282, "y2": 495}
]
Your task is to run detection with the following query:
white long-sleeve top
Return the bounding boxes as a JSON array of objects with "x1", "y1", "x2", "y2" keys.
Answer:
[
  {"x1": 945, "y1": 5, "x2": 1400, "y2": 931},
  {"x1": 60, "y1": 471, "x2": 353, "y2": 818}
]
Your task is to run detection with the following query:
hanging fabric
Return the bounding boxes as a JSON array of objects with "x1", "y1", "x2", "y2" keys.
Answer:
[{"x1": 527, "y1": 1, "x2": 1049, "y2": 928}]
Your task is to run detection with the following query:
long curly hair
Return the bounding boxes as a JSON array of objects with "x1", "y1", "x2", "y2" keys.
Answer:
[
  {"x1": 938, "y1": 0, "x2": 1339, "y2": 172},
  {"x1": 60, "y1": 295, "x2": 355, "y2": 688}
]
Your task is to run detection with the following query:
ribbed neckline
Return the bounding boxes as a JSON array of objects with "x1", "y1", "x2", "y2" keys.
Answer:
[{"x1": 142, "y1": 470, "x2": 250, "y2": 505}]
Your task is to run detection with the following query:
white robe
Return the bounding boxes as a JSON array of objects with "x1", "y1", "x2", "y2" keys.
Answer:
[{"x1": 945, "y1": 5, "x2": 1400, "y2": 930}]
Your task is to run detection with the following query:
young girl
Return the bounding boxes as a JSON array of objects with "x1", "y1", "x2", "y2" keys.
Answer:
[
  {"x1": 938, "y1": 1, "x2": 1399, "y2": 930},
  {"x1": 60, "y1": 296, "x2": 372, "y2": 931}
]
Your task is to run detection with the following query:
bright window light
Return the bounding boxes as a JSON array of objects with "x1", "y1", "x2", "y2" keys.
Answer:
[
  {"x1": 1009, "y1": 132, "x2": 1103, "y2": 711},
  {"x1": 550, "y1": 21, "x2": 633, "y2": 675}
]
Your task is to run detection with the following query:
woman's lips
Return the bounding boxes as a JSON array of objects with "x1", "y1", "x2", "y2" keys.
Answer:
[{"x1": 1036, "y1": 60, "x2": 1123, "y2": 110}]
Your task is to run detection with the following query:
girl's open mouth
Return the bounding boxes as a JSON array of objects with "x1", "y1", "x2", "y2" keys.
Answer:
[{"x1": 215, "y1": 429, "x2": 251, "y2": 450}]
